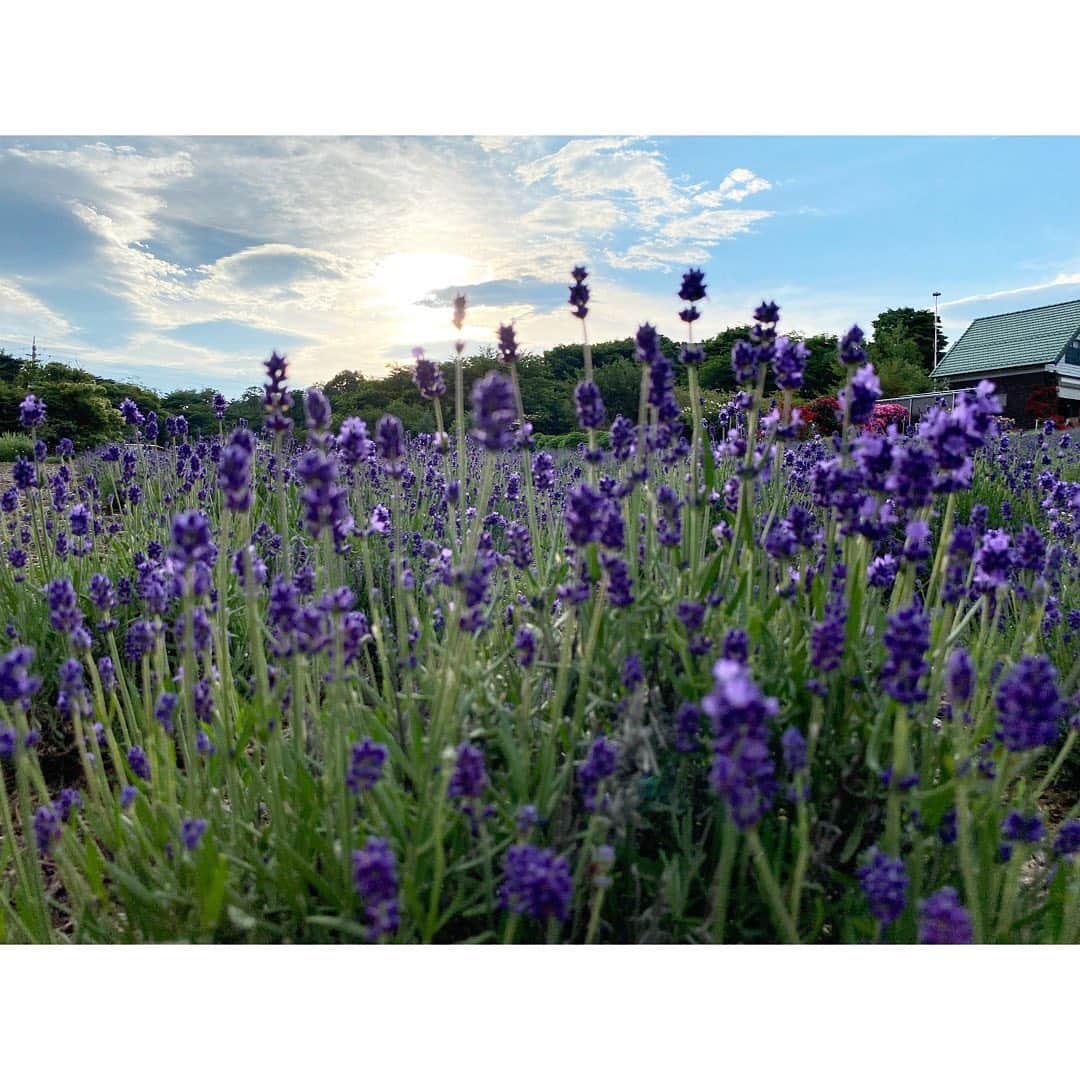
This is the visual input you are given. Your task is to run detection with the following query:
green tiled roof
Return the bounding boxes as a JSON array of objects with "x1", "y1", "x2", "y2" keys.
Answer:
[{"x1": 931, "y1": 298, "x2": 1080, "y2": 379}]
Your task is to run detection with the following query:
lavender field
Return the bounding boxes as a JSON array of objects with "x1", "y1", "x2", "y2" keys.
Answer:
[{"x1": 1, "y1": 270, "x2": 1078, "y2": 944}]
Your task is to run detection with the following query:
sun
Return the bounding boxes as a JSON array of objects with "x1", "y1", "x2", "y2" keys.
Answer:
[{"x1": 375, "y1": 252, "x2": 475, "y2": 307}]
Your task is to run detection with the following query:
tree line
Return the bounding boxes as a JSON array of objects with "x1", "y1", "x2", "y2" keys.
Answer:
[{"x1": 0, "y1": 307, "x2": 945, "y2": 449}]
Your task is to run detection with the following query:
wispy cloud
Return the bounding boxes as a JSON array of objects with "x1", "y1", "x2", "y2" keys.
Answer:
[
  {"x1": 940, "y1": 273, "x2": 1080, "y2": 309},
  {"x1": 0, "y1": 276, "x2": 73, "y2": 342}
]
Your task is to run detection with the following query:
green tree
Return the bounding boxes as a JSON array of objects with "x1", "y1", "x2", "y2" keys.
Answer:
[
  {"x1": 593, "y1": 356, "x2": 643, "y2": 421},
  {"x1": 869, "y1": 328, "x2": 936, "y2": 397},
  {"x1": 225, "y1": 386, "x2": 266, "y2": 429},
  {"x1": 39, "y1": 381, "x2": 123, "y2": 449},
  {"x1": 0, "y1": 349, "x2": 24, "y2": 384},
  {"x1": 161, "y1": 388, "x2": 221, "y2": 437},
  {"x1": 96, "y1": 378, "x2": 163, "y2": 419},
  {"x1": 872, "y1": 307, "x2": 947, "y2": 375}
]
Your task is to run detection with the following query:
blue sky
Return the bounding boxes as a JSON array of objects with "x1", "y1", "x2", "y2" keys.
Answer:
[{"x1": 1, "y1": 136, "x2": 1078, "y2": 397}]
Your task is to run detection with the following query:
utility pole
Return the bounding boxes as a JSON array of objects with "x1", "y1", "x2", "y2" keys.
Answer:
[{"x1": 31, "y1": 336, "x2": 38, "y2": 363}]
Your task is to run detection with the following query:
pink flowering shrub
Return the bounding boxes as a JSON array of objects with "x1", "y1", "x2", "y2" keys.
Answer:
[{"x1": 860, "y1": 402, "x2": 910, "y2": 434}]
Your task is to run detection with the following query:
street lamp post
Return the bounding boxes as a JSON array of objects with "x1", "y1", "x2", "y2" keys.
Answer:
[{"x1": 932, "y1": 291, "x2": 942, "y2": 373}]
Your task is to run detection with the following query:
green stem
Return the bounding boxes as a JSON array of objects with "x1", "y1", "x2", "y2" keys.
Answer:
[{"x1": 746, "y1": 828, "x2": 799, "y2": 944}]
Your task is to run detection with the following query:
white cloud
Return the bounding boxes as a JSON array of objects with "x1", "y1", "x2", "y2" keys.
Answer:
[
  {"x1": 0, "y1": 276, "x2": 73, "y2": 342},
  {"x1": 940, "y1": 272, "x2": 1080, "y2": 309},
  {"x1": 694, "y1": 168, "x2": 773, "y2": 206}
]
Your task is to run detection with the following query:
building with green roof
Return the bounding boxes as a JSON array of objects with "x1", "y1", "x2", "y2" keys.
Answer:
[{"x1": 931, "y1": 299, "x2": 1080, "y2": 424}]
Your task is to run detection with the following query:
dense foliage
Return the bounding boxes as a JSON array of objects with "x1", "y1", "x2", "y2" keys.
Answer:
[
  {"x1": 0, "y1": 316, "x2": 858, "y2": 451},
  {"x1": 1, "y1": 273, "x2": 1077, "y2": 945}
]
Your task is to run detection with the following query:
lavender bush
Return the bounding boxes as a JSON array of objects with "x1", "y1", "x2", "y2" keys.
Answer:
[{"x1": 0, "y1": 269, "x2": 1078, "y2": 944}]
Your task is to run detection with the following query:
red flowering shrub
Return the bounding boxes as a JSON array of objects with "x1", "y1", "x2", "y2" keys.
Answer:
[
  {"x1": 801, "y1": 395, "x2": 841, "y2": 436},
  {"x1": 1026, "y1": 386, "x2": 1060, "y2": 421}
]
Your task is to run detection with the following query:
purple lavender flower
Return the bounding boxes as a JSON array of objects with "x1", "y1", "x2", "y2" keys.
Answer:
[
  {"x1": 55, "y1": 787, "x2": 83, "y2": 822},
  {"x1": 678, "y1": 268, "x2": 706, "y2": 323},
  {"x1": 731, "y1": 339, "x2": 761, "y2": 385},
  {"x1": 496, "y1": 323, "x2": 520, "y2": 365},
  {"x1": 500, "y1": 844, "x2": 572, "y2": 922},
  {"x1": 945, "y1": 648, "x2": 974, "y2": 706},
  {"x1": 579, "y1": 736, "x2": 618, "y2": 812},
  {"x1": 781, "y1": 726, "x2": 808, "y2": 774},
  {"x1": 773, "y1": 336, "x2": 809, "y2": 391},
  {"x1": 1002, "y1": 809, "x2": 1044, "y2": 844},
  {"x1": 884, "y1": 443, "x2": 937, "y2": 511},
  {"x1": 677, "y1": 600, "x2": 705, "y2": 633},
  {"x1": 623, "y1": 653, "x2": 644, "y2": 691},
  {"x1": 124, "y1": 620, "x2": 158, "y2": 663},
  {"x1": 655, "y1": 485, "x2": 683, "y2": 546},
  {"x1": 297, "y1": 449, "x2": 352, "y2": 541},
  {"x1": 169, "y1": 510, "x2": 213, "y2": 566},
  {"x1": 372, "y1": 414, "x2": 404, "y2": 478},
  {"x1": 838, "y1": 325, "x2": 867, "y2": 366},
  {"x1": 97, "y1": 656, "x2": 117, "y2": 693},
  {"x1": 754, "y1": 301, "x2": 781, "y2": 325},
  {"x1": 604, "y1": 554, "x2": 634, "y2": 607},
  {"x1": 20, "y1": 394, "x2": 47, "y2": 429},
  {"x1": 840, "y1": 364, "x2": 881, "y2": 426},
  {"x1": 515, "y1": 805, "x2": 539, "y2": 836},
  {"x1": 973, "y1": 529, "x2": 1013, "y2": 591},
  {"x1": 722, "y1": 629, "x2": 749, "y2": 663},
  {"x1": 471, "y1": 371, "x2": 517, "y2": 452},
  {"x1": 568, "y1": 265, "x2": 590, "y2": 320},
  {"x1": 344, "y1": 738, "x2": 388, "y2": 794},
  {"x1": 34, "y1": 805, "x2": 62, "y2": 851},
  {"x1": 880, "y1": 604, "x2": 931, "y2": 706},
  {"x1": 154, "y1": 691, "x2": 178, "y2": 734},
  {"x1": 1013, "y1": 524, "x2": 1046, "y2": 574},
  {"x1": 995, "y1": 655, "x2": 1066, "y2": 751},
  {"x1": 68, "y1": 503, "x2": 90, "y2": 537},
  {"x1": 507, "y1": 521, "x2": 533, "y2": 570},
  {"x1": 514, "y1": 625, "x2": 537, "y2": 668},
  {"x1": 1052, "y1": 820, "x2": 1080, "y2": 859},
  {"x1": 574, "y1": 380, "x2": 606, "y2": 430},
  {"x1": 352, "y1": 837, "x2": 400, "y2": 940},
  {"x1": 127, "y1": 744, "x2": 151, "y2": 782},
  {"x1": 532, "y1": 451, "x2": 556, "y2": 491},
  {"x1": 564, "y1": 483, "x2": 607, "y2": 547},
  {"x1": 675, "y1": 266, "x2": 708, "y2": 306},
  {"x1": 218, "y1": 430, "x2": 253, "y2": 512},
  {"x1": 213, "y1": 392, "x2": 227, "y2": 420},
  {"x1": 45, "y1": 578, "x2": 83, "y2": 637},
  {"x1": 262, "y1": 351, "x2": 294, "y2": 435},
  {"x1": 0, "y1": 645, "x2": 42, "y2": 707},
  {"x1": 918, "y1": 887, "x2": 972, "y2": 944},
  {"x1": 181, "y1": 818, "x2": 208, "y2": 851},
  {"x1": 810, "y1": 609, "x2": 846, "y2": 673},
  {"x1": 635, "y1": 323, "x2": 662, "y2": 365},
  {"x1": 903, "y1": 519, "x2": 932, "y2": 564},
  {"x1": 702, "y1": 659, "x2": 778, "y2": 830},
  {"x1": 674, "y1": 702, "x2": 703, "y2": 753},
  {"x1": 412, "y1": 348, "x2": 446, "y2": 399},
  {"x1": 12, "y1": 456, "x2": 36, "y2": 491},
  {"x1": 338, "y1": 416, "x2": 374, "y2": 464},
  {"x1": 119, "y1": 397, "x2": 144, "y2": 426},
  {"x1": 448, "y1": 742, "x2": 488, "y2": 802},
  {"x1": 857, "y1": 847, "x2": 908, "y2": 926}
]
